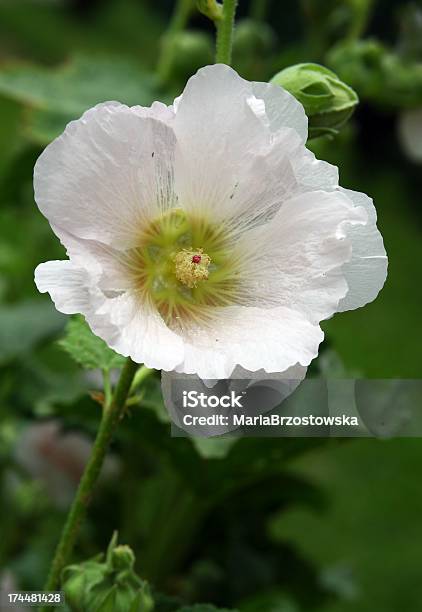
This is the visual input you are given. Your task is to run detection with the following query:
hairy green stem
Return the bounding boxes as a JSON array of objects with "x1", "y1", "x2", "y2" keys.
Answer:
[
  {"x1": 102, "y1": 368, "x2": 112, "y2": 408},
  {"x1": 157, "y1": 0, "x2": 193, "y2": 83},
  {"x1": 215, "y1": 0, "x2": 238, "y2": 65},
  {"x1": 41, "y1": 357, "x2": 139, "y2": 608}
]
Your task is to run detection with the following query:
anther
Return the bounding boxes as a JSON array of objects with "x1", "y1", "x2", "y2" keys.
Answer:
[{"x1": 173, "y1": 248, "x2": 211, "y2": 288}]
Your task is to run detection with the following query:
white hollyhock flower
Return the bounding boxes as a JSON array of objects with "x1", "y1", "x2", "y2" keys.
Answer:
[{"x1": 34, "y1": 64, "x2": 387, "y2": 380}]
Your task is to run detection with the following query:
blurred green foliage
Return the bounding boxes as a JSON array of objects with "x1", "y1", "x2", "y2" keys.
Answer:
[
  {"x1": 0, "y1": 1, "x2": 421, "y2": 611},
  {"x1": 0, "y1": 55, "x2": 158, "y2": 144}
]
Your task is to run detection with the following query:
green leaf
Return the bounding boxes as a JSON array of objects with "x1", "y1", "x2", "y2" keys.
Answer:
[
  {"x1": 0, "y1": 98, "x2": 23, "y2": 179},
  {"x1": 58, "y1": 315, "x2": 125, "y2": 371},
  {"x1": 0, "y1": 54, "x2": 158, "y2": 144},
  {"x1": 0, "y1": 54, "x2": 157, "y2": 113},
  {"x1": 24, "y1": 107, "x2": 76, "y2": 145}
]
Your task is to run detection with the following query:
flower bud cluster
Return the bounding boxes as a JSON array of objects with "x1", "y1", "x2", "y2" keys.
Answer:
[{"x1": 62, "y1": 533, "x2": 154, "y2": 612}]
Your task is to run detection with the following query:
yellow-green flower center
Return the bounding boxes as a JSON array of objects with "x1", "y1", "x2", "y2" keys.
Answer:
[{"x1": 122, "y1": 209, "x2": 241, "y2": 329}]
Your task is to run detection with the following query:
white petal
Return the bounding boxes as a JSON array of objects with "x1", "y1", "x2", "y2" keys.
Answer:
[
  {"x1": 235, "y1": 190, "x2": 367, "y2": 323},
  {"x1": 173, "y1": 65, "x2": 302, "y2": 231},
  {"x1": 133, "y1": 100, "x2": 175, "y2": 124},
  {"x1": 173, "y1": 65, "x2": 273, "y2": 221},
  {"x1": 336, "y1": 188, "x2": 388, "y2": 311},
  {"x1": 50, "y1": 225, "x2": 134, "y2": 292},
  {"x1": 199, "y1": 362, "x2": 306, "y2": 389},
  {"x1": 229, "y1": 362, "x2": 307, "y2": 403},
  {"x1": 176, "y1": 305, "x2": 323, "y2": 379},
  {"x1": 231, "y1": 362, "x2": 307, "y2": 382},
  {"x1": 214, "y1": 127, "x2": 298, "y2": 230},
  {"x1": 251, "y1": 80, "x2": 308, "y2": 143},
  {"x1": 171, "y1": 65, "x2": 316, "y2": 234},
  {"x1": 90, "y1": 293, "x2": 184, "y2": 371},
  {"x1": 34, "y1": 102, "x2": 177, "y2": 249},
  {"x1": 35, "y1": 259, "x2": 184, "y2": 371},
  {"x1": 35, "y1": 260, "x2": 103, "y2": 315},
  {"x1": 291, "y1": 146, "x2": 339, "y2": 191},
  {"x1": 166, "y1": 363, "x2": 306, "y2": 395}
]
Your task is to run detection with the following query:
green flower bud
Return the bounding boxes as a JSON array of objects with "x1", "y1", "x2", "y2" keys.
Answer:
[
  {"x1": 171, "y1": 31, "x2": 213, "y2": 81},
  {"x1": 270, "y1": 63, "x2": 358, "y2": 138},
  {"x1": 111, "y1": 545, "x2": 135, "y2": 571},
  {"x1": 62, "y1": 533, "x2": 154, "y2": 612},
  {"x1": 233, "y1": 19, "x2": 276, "y2": 58}
]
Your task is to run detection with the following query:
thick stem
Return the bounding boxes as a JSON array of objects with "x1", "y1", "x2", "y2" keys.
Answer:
[
  {"x1": 215, "y1": 0, "x2": 239, "y2": 65},
  {"x1": 157, "y1": 0, "x2": 193, "y2": 83},
  {"x1": 41, "y1": 357, "x2": 139, "y2": 608}
]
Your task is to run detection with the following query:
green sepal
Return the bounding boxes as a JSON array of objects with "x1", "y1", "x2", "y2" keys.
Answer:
[
  {"x1": 129, "y1": 585, "x2": 154, "y2": 612},
  {"x1": 61, "y1": 557, "x2": 107, "y2": 612},
  {"x1": 93, "y1": 586, "x2": 118, "y2": 612}
]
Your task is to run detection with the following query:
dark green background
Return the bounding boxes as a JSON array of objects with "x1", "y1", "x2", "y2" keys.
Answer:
[{"x1": 0, "y1": 1, "x2": 421, "y2": 610}]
